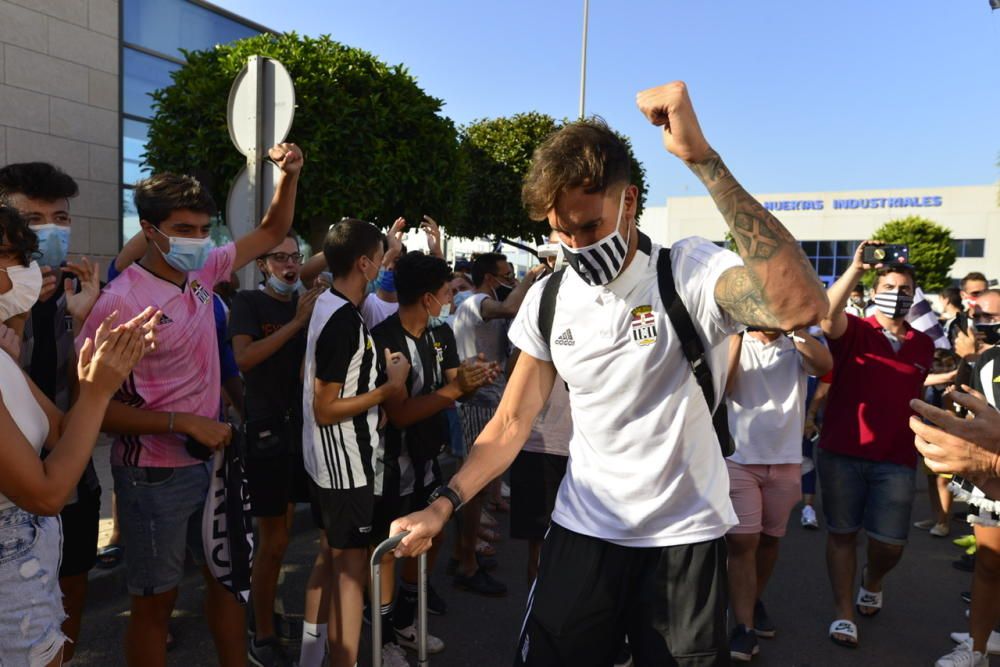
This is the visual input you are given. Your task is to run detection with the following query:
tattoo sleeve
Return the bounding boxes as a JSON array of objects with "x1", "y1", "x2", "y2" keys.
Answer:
[{"x1": 688, "y1": 151, "x2": 825, "y2": 327}]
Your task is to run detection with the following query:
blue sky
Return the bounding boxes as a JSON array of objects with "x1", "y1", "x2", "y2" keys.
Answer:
[{"x1": 217, "y1": 0, "x2": 1000, "y2": 206}]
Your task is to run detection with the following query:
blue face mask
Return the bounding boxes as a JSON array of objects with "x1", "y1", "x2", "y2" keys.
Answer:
[
  {"x1": 33, "y1": 224, "x2": 70, "y2": 268},
  {"x1": 267, "y1": 274, "x2": 301, "y2": 296},
  {"x1": 151, "y1": 226, "x2": 213, "y2": 273},
  {"x1": 378, "y1": 268, "x2": 396, "y2": 293}
]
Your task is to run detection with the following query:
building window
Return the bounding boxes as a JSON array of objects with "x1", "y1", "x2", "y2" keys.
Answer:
[
  {"x1": 120, "y1": 0, "x2": 267, "y2": 246},
  {"x1": 800, "y1": 239, "x2": 861, "y2": 282},
  {"x1": 952, "y1": 239, "x2": 985, "y2": 258},
  {"x1": 124, "y1": 0, "x2": 260, "y2": 61}
]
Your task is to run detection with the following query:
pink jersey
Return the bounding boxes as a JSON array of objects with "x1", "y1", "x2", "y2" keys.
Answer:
[{"x1": 77, "y1": 245, "x2": 236, "y2": 468}]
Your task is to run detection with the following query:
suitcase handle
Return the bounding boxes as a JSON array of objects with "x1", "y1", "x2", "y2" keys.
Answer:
[{"x1": 371, "y1": 531, "x2": 429, "y2": 667}]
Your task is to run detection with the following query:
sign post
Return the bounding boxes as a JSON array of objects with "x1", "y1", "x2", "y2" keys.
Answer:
[{"x1": 225, "y1": 56, "x2": 296, "y2": 288}]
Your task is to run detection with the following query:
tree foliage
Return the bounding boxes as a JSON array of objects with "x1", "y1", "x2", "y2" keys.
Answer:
[
  {"x1": 452, "y1": 113, "x2": 647, "y2": 244},
  {"x1": 868, "y1": 216, "x2": 956, "y2": 291},
  {"x1": 144, "y1": 33, "x2": 461, "y2": 246}
]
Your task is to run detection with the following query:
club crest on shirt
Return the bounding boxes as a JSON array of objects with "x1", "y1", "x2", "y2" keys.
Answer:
[
  {"x1": 190, "y1": 280, "x2": 211, "y2": 305},
  {"x1": 434, "y1": 341, "x2": 444, "y2": 364},
  {"x1": 630, "y1": 305, "x2": 658, "y2": 347}
]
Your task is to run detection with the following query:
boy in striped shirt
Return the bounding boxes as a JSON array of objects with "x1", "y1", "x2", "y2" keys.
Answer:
[{"x1": 299, "y1": 219, "x2": 410, "y2": 667}]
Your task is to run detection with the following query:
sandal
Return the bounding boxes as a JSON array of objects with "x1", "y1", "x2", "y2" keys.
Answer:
[
  {"x1": 95, "y1": 544, "x2": 123, "y2": 570},
  {"x1": 856, "y1": 567, "x2": 882, "y2": 617},
  {"x1": 829, "y1": 619, "x2": 858, "y2": 648}
]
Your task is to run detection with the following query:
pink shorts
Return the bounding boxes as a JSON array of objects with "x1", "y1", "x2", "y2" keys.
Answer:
[{"x1": 726, "y1": 461, "x2": 801, "y2": 537}]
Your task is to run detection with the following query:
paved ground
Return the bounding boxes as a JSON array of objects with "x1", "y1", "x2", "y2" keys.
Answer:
[{"x1": 70, "y1": 463, "x2": 978, "y2": 666}]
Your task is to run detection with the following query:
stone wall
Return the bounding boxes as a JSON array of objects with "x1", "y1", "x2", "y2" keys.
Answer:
[{"x1": 0, "y1": 0, "x2": 120, "y2": 265}]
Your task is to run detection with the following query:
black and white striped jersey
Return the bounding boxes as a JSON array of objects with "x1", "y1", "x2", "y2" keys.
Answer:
[{"x1": 302, "y1": 288, "x2": 382, "y2": 490}]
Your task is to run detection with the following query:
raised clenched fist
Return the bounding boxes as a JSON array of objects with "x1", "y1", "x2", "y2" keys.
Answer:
[{"x1": 636, "y1": 81, "x2": 712, "y2": 163}]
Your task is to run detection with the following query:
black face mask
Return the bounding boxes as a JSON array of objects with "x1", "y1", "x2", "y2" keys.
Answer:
[
  {"x1": 976, "y1": 322, "x2": 1000, "y2": 346},
  {"x1": 494, "y1": 284, "x2": 513, "y2": 302}
]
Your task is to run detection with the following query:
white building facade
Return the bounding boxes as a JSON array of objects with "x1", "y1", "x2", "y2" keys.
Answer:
[{"x1": 640, "y1": 184, "x2": 999, "y2": 286}]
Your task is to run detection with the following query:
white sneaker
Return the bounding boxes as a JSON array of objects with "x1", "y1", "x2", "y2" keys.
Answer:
[
  {"x1": 951, "y1": 630, "x2": 1000, "y2": 655},
  {"x1": 914, "y1": 518, "x2": 937, "y2": 530},
  {"x1": 801, "y1": 505, "x2": 819, "y2": 529},
  {"x1": 931, "y1": 522, "x2": 952, "y2": 537},
  {"x1": 380, "y1": 642, "x2": 410, "y2": 667},
  {"x1": 937, "y1": 639, "x2": 989, "y2": 667},
  {"x1": 394, "y1": 624, "x2": 445, "y2": 654}
]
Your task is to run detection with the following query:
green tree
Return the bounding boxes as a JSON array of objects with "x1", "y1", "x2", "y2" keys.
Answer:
[
  {"x1": 452, "y1": 113, "x2": 647, "y2": 244},
  {"x1": 144, "y1": 33, "x2": 461, "y2": 246},
  {"x1": 867, "y1": 216, "x2": 956, "y2": 291}
]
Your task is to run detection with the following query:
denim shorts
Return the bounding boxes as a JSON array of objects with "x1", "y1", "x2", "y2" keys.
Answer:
[
  {"x1": 112, "y1": 464, "x2": 210, "y2": 596},
  {"x1": 817, "y1": 449, "x2": 916, "y2": 545},
  {"x1": 0, "y1": 507, "x2": 66, "y2": 666}
]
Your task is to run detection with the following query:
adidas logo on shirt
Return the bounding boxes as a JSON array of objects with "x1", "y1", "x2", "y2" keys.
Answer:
[{"x1": 554, "y1": 329, "x2": 575, "y2": 346}]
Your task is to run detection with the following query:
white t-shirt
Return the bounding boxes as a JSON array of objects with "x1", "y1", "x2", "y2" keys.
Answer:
[
  {"x1": 727, "y1": 334, "x2": 807, "y2": 465},
  {"x1": 509, "y1": 234, "x2": 742, "y2": 547},
  {"x1": 522, "y1": 375, "x2": 572, "y2": 456},
  {"x1": 0, "y1": 351, "x2": 49, "y2": 511},
  {"x1": 453, "y1": 292, "x2": 508, "y2": 408},
  {"x1": 361, "y1": 292, "x2": 399, "y2": 330}
]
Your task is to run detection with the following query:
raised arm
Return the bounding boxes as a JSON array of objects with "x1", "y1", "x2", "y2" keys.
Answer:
[
  {"x1": 232, "y1": 144, "x2": 303, "y2": 271},
  {"x1": 821, "y1": 240, "x2": 879, "y2": 340},
  {"x1": 636, "y1": 82, "x2": 827, "y2": 331},
  {"x1": 480, "y1": 265, "x2": 549, "y2": 321},
  {"x1": 793, "y1": 329, "x2": 833, "y2": 377}
]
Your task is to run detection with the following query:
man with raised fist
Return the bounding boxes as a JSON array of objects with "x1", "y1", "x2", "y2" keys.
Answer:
[{"x1": 389, "y1": 81, "x2": 826, "y2": 666}]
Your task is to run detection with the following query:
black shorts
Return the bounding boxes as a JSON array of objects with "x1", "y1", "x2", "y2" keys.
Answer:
[
  {"x1": 516, "y1": 523, "x2": 728, "y2": 667},
  {"x1": 510, "y1": 451, "x2": 568, "y2": 540},
  {"x1": 371, "y1": 474, "x2": 439, "y2": 545},
  {"x1": 59, "y1": 484, "x2": 101, "y2": 578},
  {"x1": 246, "y1": 441, "x2": 312, "y2": 517},
  {"x1": 309, "y1": 482, "x2": 374, "y2": 550}
]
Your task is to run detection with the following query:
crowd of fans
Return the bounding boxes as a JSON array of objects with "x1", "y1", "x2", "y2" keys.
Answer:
[{"x1": 0, "y1": 81, "x2": 999, "y2": 667}]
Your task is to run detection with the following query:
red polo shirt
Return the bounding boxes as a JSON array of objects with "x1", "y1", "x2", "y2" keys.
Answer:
[{"x1": 819, "y1": 314, "x2": 934, "y2": 468}]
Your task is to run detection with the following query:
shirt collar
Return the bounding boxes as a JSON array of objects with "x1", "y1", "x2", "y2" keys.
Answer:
[
  {"x1": 862, "y1": 314, "x2": 915, "y2": 340},
  {"x1": 601, "y1": 232, "x2": 653, "y2": 299}
]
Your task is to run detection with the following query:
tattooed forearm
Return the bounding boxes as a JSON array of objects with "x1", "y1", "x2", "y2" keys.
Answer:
[
  {"x1": 689, "y1": 150, "x2": 827, "y2": 328},
  {"x1": 688, "y1": 151, "x2": 795, "y2": 261},
  {"x1": 714, "y1": 266, "x2": 780, "y2": 328}
]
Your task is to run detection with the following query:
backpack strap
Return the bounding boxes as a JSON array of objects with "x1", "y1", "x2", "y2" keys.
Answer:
[
  {"x1": 538, "y1": 269, "x2": 566, "y2": 349},
  {"x1": 657, "y1": 248, "x2": 735, "y2": 457}
]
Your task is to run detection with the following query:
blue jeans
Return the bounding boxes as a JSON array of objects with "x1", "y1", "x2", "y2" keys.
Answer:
[
  {"x1": 818, "y1": 449, "x2": 915, "y2": 545},
  {"x1": 0, "y1": 507, "x2": 66, "y2": 666},
  {"x1": 112, "y1": 464, "x2": 210, "y2": 596}
]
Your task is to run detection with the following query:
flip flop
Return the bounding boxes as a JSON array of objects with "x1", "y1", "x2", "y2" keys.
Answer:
[
  {"x1": 829, "y1": 619, "x2": 858, "y2": 648},
  {"x1": 856, "y1": 567, "x2": 882, "y2": 617},
  {"x1": 95, "y1": 544, "x2": 123, "y2": 570}
]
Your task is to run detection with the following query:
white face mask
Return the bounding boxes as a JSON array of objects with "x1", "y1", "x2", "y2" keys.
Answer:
[
  {"x1": 559, "y1": 188, "x2": 630, "y2": 286},
  {"x1": 0, "y1": 260, "x2": 43, "y2": 321}
]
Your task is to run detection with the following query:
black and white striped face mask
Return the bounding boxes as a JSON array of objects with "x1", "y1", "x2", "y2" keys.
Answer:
[{"x1": 560, "y1": 189, "x2": 630, "y2": 286}]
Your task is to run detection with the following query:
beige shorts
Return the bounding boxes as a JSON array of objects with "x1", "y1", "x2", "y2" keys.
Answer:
[{"x1": 726, "y1": 461, "x2": 801, "y2": 537}]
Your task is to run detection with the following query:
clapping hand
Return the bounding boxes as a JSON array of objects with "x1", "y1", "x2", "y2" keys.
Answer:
[{"x1": 78, "y1": 310, "x2": 151, "y2": 397}]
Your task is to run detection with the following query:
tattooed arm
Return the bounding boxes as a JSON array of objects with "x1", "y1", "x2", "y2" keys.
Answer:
[{"x1": 636, "y1": 82, "x2": 828, "y2": 330}]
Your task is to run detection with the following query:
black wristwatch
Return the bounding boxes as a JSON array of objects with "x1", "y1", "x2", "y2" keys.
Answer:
[{"x1": 428, "y1": 485, "x2": 463, "y2": 516}]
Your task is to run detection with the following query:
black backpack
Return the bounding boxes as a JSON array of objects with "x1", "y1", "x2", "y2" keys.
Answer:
[{"x1": 538, "y1": 246, "x2": 734, "y2": 457}]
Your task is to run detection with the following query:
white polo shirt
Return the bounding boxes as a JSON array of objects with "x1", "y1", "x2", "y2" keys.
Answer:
[{"x1": 509, "y1": 233, "x2": 742, "y2": 547}]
